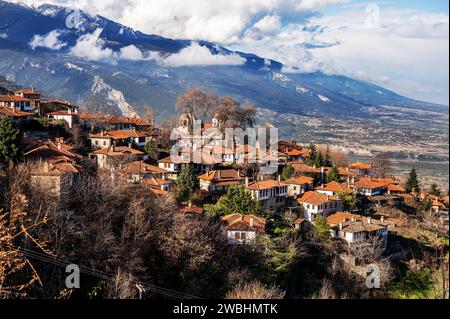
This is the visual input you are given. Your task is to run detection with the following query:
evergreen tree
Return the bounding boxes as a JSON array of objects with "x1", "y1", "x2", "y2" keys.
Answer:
[
  {"x1": 0, "y1": 116, "x2": 22, "y2": 169},
  {"x1": 281, "y1": 165, "x2": 295, "y2": 181},
  {"x1": 314, "y1": 215, "x2": 331, "y2": 242},
  {"x1": 405, "y1": 168, "x2": 420, "y2": 193},
  {"x1": 324, "y1": 146, "x2": 332, "y2": 167},
  {"x1": 326, "y1": 167, "x2": 340, "y2": 183},
  {"x1": 144, "y1": 140, "x2": 159, "y2": 163},
  {"x1": 175, "y1": 165, "x2": 199, "y2": 202},
  {"x1": 204, "y1": 186, "x2": 261, "y2": 218},
  {"x1": 429, "y1": 183, "x2": 441, "y2": 196}
]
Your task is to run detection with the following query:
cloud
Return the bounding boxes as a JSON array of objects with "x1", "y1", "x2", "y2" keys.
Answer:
[
  {"x1": 119, "y1": 45, "x2": 145, "y2": 60},
  {"x1": 69, "y1": 28, "x2": 115, "y2": 62},
  {"x1": 29, "y1": 30, "x2": 67, "y2": 50},
  {"x1": 296, "y1": 0, "x2": 350, "y2": 11},
  {"x1": 161, "y1": 42, "x2": 246, "y2": 67}
]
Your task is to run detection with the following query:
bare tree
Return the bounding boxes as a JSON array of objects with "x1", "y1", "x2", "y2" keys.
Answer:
[
  {"x1": 106, "y1": 270, "x2": 138, "y2": 299},
  {"x1": 375, "y1": 152, "x2": 391, "y2": 178},
  {"x1": 226, "y1": 281, "x2": 285, "y2": 299}
]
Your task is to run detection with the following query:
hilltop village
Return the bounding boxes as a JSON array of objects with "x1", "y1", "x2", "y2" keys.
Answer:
[{"x1": 0, "y1": 87, "x2": 448, "y2": 299}]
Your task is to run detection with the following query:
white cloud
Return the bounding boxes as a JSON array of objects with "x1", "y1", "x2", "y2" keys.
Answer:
[
  {"x1": 70, "y1": 28, "x2": 116, "y2": 62},
  {"x1": 161, "y1": 42, "x2": 246, "y2": 67},
  {"x1": 252, "y1": 15, "x2": 282, "y2": 34},
  {"x1": 119, "y1": 45, "x2": 144, "y2": 60},
  {"x1": 0, "y1": 33, "x2": 7, "y2": 39},
  {"x1": 296, "y1": 0, "x2": 350, "y2": 11},
  {"x1": 29, "y1": 30, "x2": 67, "y2": 50}
]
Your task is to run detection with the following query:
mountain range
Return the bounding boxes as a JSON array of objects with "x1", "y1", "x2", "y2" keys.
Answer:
[{"x1": 0, "y1": 0, "x2": 447, "y2": 122}]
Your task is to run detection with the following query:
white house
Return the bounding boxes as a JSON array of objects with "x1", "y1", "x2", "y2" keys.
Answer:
[
  {"x1": 0, "y1": 95, "x2": 32, "y2": 112},
  {"x1": 297, "y1": 191, "x2": 343, "y2": 222},
  {"x1": 47, "y1": 110, "x2": 80, "y2": 128},
  {"x1": 315, "y1": 181, "x2": 354, "y2": 197},
  {"x1": 90, "y1": 130, "x2": 153, "y2": 149},
  {"x1": 327, "y1": 212, "x2": 389, "y2": 248},
  {"x1": 246, "y1": 179, "x2": 288, "y2": 214},
  {"x1": 285, "y1": 175, "x2": 315, "y2": 198},
  {"x1": 220, "y1": 213, "x2": 266, "y2": 244},
  {"x1": 354, "y1": 178, "x2": 387, "y2": 197}
]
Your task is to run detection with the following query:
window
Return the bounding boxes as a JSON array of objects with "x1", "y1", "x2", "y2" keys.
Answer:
[{"x1": 235, "y1": 232, "x2": 247, "y2": 241}]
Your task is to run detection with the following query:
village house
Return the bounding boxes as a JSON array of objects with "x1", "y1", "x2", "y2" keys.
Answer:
[
  {"x1": 297, "y1": 191, "x2": 343, "y2": 222},
  {"x1": 40, "y1": 100, "x2": 78, "y2": 115},
  {"x1": 220, "y1": 213, "x2": 266, "y2": 244},
  {"x1": 349, "y1": 162, "x2": 376, "y2": 178},
  {"x1": 90, "y1": 146, "x2": 145, "y2": 169},
  {"x1": 144, "y1": 177, "x2": 174, "y2": 194},
  {"x1": 23, "y1": 138, "x2": 83, "y2": 164},
  {"x1": 90, "y1": 130, "x2": 153, "y2": 149},
  {"x1": 117, "y1": 161, "x2": 168, "y2": 183},
  {"x1": 246, "y1": 179, "x2": 288, "y2": 214},
  {"x1": 0, "y1": 105, "x2": 33, "y2": 121},
  {"x1": 158, "y1": 153, "x2": 218, "y2": 180},
  {"x1": 23, "y1": 138, "x2": 83, "y2": 204},
  {"x1": 47, "y1": 110, "x2": 80, "y2": 128},
  {"x1": 14, "y1": 88, "x2": 42, "y2": 112},
  {"x1": 327, "y1": 212, "x2": 389, "y2": 248},
  {"x1": 198, "y1": 169, "x2": 246, "y2": 194},
  {"x1": 0, "y1": 94, "x2": 33, "y2": 112},
  {"x1": 290, "y1": 162, "x2": 323, "y2": 179},
  {"x1": 285, "y1": 176, "x2": 315, "y2": 198},
  {"x1": 30, "y1": 162, "x2": 81, "y2": 205},
  {"x1": 315, "y1": 181, "x2": 354, "y2": 196},
  {"x1": 354, "y1": 177, "x2": 388, "y2": 197}
]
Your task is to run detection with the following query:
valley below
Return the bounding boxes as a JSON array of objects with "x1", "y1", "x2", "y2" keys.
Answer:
[{"x1": 257, "y1": 104, "x2": 449, "y2": 189}]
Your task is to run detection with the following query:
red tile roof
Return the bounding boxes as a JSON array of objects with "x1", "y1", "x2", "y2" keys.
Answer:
[
  {"x1": 0, "y1": 106, "x2": 33, "y2": 118},
  {"x1": 221, "y1": 213, "x2": 266, "y2": 231},
  {"x1": 298, "y1": 191, "x2": 341, "y2": 205},
  {"x1": 246, "y1": 180, "x2": 288, "y2": 191},
  {"x1": 285, "y1": 176, "x2": 315, "y2": 185},
  {"x1": 0, "y1": 95, "x2": 32, "y2": 102},
  {"x1": 316, "y1": 182, "x2": 353, "y2": 193}
]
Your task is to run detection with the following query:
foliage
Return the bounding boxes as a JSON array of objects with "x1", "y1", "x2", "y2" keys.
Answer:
[
  {"x1": 226, "y1": 281, "x2": 285, "y2": 299},
  {"x1": 422, "y1": 198, "x2": 432, "y2": 210},
  {"x1": 281, "y1": 165, "x2": 295, "y2": 181},
  {"x1": 314, "y1": 215, "x2": 331, "y2": 242},
  {"x1": 175, "y1": 165, "x2": 200, "y2": 202},
  {"x1": 405, "y1": 168, "x2": 420, "y2": 193},
  {"x1": 144, "y1": 140, "x2": 159, "y2": 163},
  {"x1": 340, "y1": 192, "x2": 359, "y2": 211},
  {"x1": 246, "y1": 234, "x2": 299, "y2": 286},
  {"x1": 205, "y1": 186, "x2": 261, "y2": 218},
  {"x1": 0, "y1": 116, "x2": 23, "y2": 168},
  {"x1": 306, "y1": 144, "x2": 323, "y2": 167},
  {"x1": 429, "y1": 183, "x2": 441, "y2": 196},
  {"x1": 390, "y1": 269, "x2": 434, "y2": 299},
  {"x1": 326, "y1": 167, "x2": 340, "y2": 183}
]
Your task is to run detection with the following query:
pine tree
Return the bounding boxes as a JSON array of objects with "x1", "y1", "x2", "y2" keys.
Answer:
[
  {"x1": 204, "y1": 186, "x2": 261, "y2": 218},
  {"x1": 405, "y1": 168, "x2": 420, "y2": 193},
  {"x1": 324, "y1": 146, "x2": 332, "y2": 167},
  {"x1": 175, "y1": 165, "x2": 199, "y2": 202},
  {"x1": 0, "y1": 116, "x2": 22, "y2": 169},
  {"x1": 326, "y1": 167, "x2": 340, "y2": 183},
  {"x1": 429, "y1": 183, "x2": 441, "y2": 196},
  {"x1": 281, "y1": 165, "x2": 294, "y2": 181},
  {"x1": 314, "y1": 215, "x2": 331, "y2": 242},
  {"x1": 144, "y1": 140, "x2": 159, "y2": 163}
]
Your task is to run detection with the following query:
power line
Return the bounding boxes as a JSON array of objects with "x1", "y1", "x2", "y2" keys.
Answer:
[{"x1": 15, "y1": 247, "x2": 201, "y2": 299}]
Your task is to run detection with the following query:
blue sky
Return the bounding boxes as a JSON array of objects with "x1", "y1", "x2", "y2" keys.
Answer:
[{"x1": 10, "y1": 0, "x2": 450, "y2": 105}]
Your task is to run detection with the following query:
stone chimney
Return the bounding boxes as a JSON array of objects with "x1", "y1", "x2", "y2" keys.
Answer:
[
  {"x1": 368, "y1": 217, "x2": 372, "y2": 225},
  {"x1": 43, "y1": 162, "x2": 49, "y2": 173},
  {"x1": 278, "y1": 174, "x2": 281, "y2": 182},
  {"x1": 381, "y1": 216, "x2": 385, "y2": 222},
  {"x1": 188, "y1": 201, "x2": 192, "y2": 208},
  {"x1": 245, "y1": 177, "x2": 249, "y2": 188},
  {"x1": 57, "y1": 142, "x2": 61, "y2": 150},
  {"x1": 249, "y1": 217, "x2": 254, "y2": 228},
  {"x1": 339, "y1": 222, "x2": 343, "y2": 231}
]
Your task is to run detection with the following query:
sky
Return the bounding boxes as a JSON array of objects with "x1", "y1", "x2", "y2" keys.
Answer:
[{"x1": 9, "y1": 0, "x2": 450, "y2": 105}]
